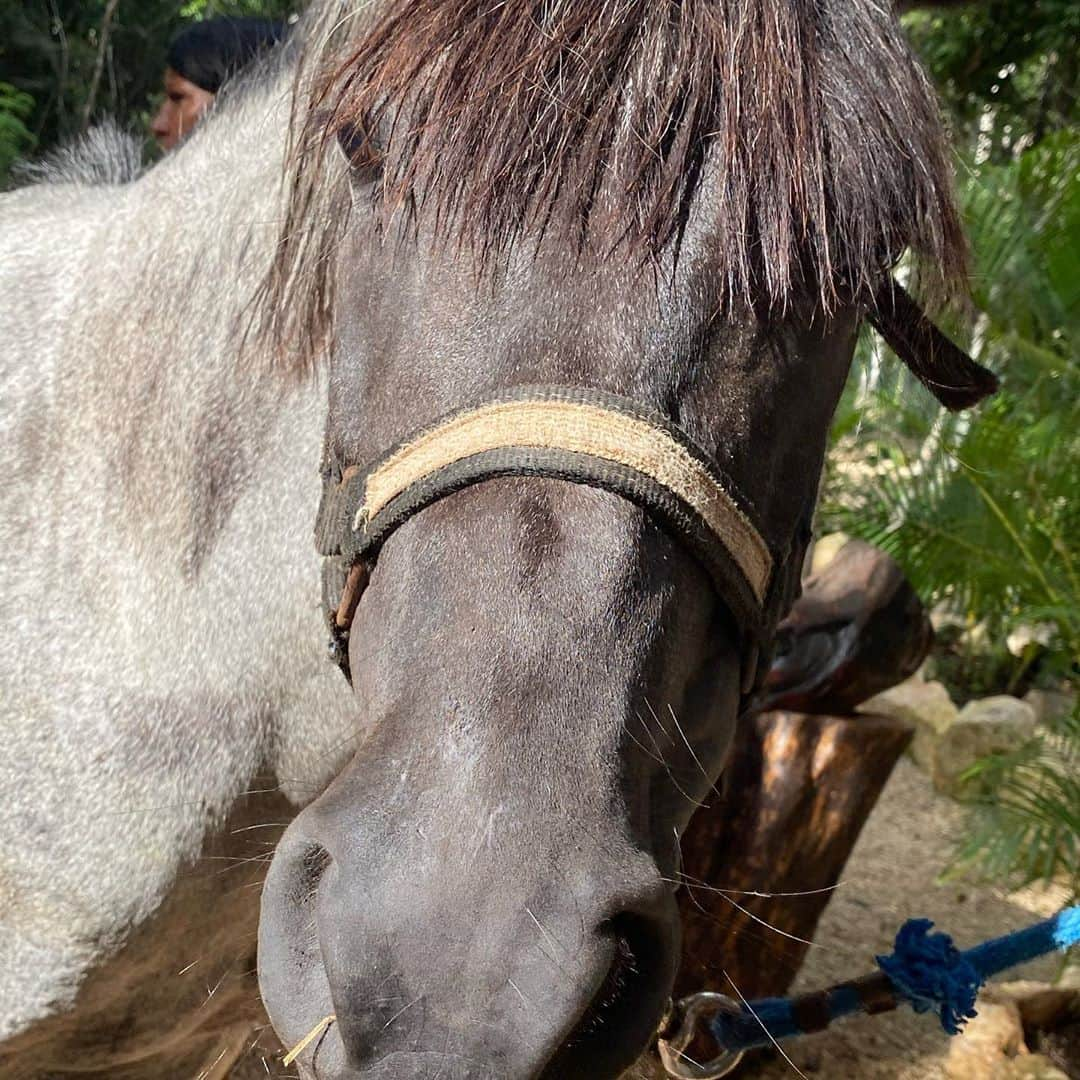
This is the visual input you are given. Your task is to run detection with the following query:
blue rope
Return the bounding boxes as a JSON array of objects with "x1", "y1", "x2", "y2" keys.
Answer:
[
  {"x1": 708, "y1": 905, "x2": 1080, "y2": 1053},
  {"x1": 708, "y1": 988, "x2": 864, "y2": 1050}
]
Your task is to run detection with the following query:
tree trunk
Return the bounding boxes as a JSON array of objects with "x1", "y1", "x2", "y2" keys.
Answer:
[{"x1": 674, "y1": 710, "x2": 913, "y2": 1000}]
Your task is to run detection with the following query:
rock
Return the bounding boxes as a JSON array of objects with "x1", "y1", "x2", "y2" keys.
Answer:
[
  {"x1": 990, "y1": 1056, "x2": 1071, "y2": 1079},
  {"x1": 1057, "y1": 954, "x2": 1080, "y2": 992},
  {"x1": 809, "y1": 531, "x2": 849, "y2": 575},
  {"x1": 933, "y1": 695, "x2": 1037, "y2": 800},
  {"x1": 1002, "y1": 982, "x2": 1080, "y2": 1079},
  {"x1": 1024, "y1": 688, "x2": 1077, "y2": 729},
  {"x1": 861, "y1": 676, "x2": 959, "y2": 772},
  {"x1": 861, "y1": 687, "x2": 1039, "y2": 797},
  {"x1": 947, "y1": 984, "x2": 1079, "y2": 1080},
  {"x1": 1007, "y1": 623, "x2": 1055, "y2": 657},
  {"x1": 945, "y1": 999, "x2": 1026, "y2": 1079}
]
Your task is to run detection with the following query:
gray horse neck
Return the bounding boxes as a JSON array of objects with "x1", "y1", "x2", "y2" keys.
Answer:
[{"x1": 0, "y1": 53, "x2": 352, "y2": 1068}]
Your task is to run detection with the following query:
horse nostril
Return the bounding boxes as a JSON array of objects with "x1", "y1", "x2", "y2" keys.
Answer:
[
  {"x1": 295, "y1": 843, "x2": 332, "y2": 904},
  {"x1": 540, "y1": 911, "x2": 674, "y2": 1078},
  {"x1": 583, "y1": 916, "x2": 650, "y2": 1033},
  {"x1": 597, "y1": 911, "x2": 671, "y2": 1020}
]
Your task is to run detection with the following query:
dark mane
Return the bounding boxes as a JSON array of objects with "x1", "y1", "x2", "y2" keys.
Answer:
[{"x1": 265, "y1": 0, "x2": 967, "y2": 365}]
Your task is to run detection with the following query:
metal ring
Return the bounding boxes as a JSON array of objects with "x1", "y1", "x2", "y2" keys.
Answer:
[{"x1": 656, "y1": 992, "x2": 746, "y2": 1079}]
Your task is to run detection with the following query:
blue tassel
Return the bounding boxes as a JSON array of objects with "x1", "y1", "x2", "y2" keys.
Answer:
[
  {"x1": 876, "y1": 919, "x2": 981, "y2": 1034},
  {"x1": 876, "y1": 905, "x2": 1080, "y2": 1036}
]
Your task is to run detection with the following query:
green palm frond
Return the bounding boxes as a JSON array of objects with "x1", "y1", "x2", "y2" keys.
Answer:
[
  {"x1": 823, "y1": 130, "x2": 1080, "y2": 678},
  {"x1": 952, "y1": 705, "x2": 1080, "y2": 897},
  {"x1": 826, "y1": 387, "x2": 1078, "y2": 668},
  {"x1": 826, "y1": 129, "x2": 1079, "y2": 896}
]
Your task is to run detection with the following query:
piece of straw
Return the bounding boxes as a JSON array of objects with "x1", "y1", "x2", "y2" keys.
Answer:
[{"x1": 282, "y1": 1014, "x2": 336, "y2": 1067}]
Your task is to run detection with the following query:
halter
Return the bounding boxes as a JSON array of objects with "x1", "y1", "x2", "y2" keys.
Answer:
[
  {"x1": 314, "y1": 286, "x2": 996, "y2": 684},
  {"x1": 315, "y1": 385, "x2": 799, "y2": 684}
]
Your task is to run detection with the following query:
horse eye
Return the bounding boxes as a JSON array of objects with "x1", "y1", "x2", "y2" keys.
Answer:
[{"x1": 336, "y1": 121, "x2": 383, "y2": 180}]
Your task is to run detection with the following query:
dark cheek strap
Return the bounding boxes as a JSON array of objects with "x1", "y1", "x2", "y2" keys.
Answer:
[{"x1": 868, "y1": 280, "x2": 998, "y2": 411}]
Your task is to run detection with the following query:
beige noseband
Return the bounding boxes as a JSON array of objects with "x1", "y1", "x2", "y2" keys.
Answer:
[{"x1": 315, "y1": 386, "x2": 788, "y2": 683}]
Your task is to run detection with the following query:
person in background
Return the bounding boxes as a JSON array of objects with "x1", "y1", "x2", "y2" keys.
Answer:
[{"x1": 150, "y1": 16, "x2": 287, "y2": 150}]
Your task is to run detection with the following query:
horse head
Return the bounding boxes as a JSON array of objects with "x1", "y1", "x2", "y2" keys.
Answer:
[{"x1": 258, "y1": 2, "x2": 987, "y2": 1076}]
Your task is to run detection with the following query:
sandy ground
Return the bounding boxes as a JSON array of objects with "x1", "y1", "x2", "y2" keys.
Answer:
[{"x1": 728, "y1": 755, "x2": 1063, "y2": 1080}]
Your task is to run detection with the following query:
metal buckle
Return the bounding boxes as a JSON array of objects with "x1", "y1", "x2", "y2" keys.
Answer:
[{"x1": 656, "y1": 992, "x2": 745, "y2": 1079}]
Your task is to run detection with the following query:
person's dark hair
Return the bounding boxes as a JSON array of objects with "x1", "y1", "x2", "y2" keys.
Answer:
[{"x1": 166, "y1": 16, "x2": 288, "y2": 95}]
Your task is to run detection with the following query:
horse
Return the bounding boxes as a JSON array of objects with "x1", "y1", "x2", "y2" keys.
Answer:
[
  {"x1": 0, "y1": 38, "x2": 355, "y2": 1079},
  {"x1": 252, "y1": 2, "x2": 993, "y2": 1077},
  {"x1": 0, "y1": 1, "x2": 997, "y2": 1077}
]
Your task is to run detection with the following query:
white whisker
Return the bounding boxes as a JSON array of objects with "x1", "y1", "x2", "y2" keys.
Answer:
[
  {"x1": 506, "y1": 978, "x2": 529, "y2": 1009},
  {"x1": 381, "y1": 994, "x2": 424, "y2": 1031},
  {"x1": 713, "y1": 891, "x2": 835, "y2": 950},
  {"x1": 667, "y1": 702, "x2": 722, "y2": 799}
]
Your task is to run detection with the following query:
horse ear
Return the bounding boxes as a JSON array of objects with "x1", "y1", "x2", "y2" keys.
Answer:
[{"x1": 868, "y1": 280, "x2": 999, "y2": 411}]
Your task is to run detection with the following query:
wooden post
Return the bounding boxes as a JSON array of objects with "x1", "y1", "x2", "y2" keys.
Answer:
[{"x1": 674, "y1": 709, "x2": 913, "y2": 999}]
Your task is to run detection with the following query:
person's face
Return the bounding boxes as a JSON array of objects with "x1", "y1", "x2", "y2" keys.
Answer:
[{"x1": 151, "y1": 67, "x2": 215, "y2": 150}]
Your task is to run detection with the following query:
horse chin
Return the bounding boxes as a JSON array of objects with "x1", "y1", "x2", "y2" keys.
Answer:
[{"x1": 284, "y1": 1046, "x2": 650, "y2": 1080}]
